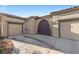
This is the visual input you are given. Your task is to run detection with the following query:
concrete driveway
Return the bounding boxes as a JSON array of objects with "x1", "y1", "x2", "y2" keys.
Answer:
[{"x1": 8, "y1": 34, "x2": 64, "y2": 54}]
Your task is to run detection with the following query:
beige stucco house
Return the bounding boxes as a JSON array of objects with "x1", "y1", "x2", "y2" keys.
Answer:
[
  {"x1": 1, "y1": 6, "x2": 79, "y2": 53},
  {"x1": 1, "y1": 6, "x2": 79, "y2": 40}
]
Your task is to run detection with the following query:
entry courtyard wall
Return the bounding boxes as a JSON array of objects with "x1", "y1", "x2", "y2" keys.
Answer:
[{"x1": 23, "y1": 16, "x2": 53, "y2": 36}]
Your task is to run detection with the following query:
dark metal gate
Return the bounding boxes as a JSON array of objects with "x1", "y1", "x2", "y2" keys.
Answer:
[{"x1": 38, "y1": 20, "x2": 51, "y2": 36}]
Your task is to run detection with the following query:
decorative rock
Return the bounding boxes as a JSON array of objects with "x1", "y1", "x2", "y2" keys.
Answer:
[{"x1": 0, "y1": 38, "x2": 14, "y2": 54}]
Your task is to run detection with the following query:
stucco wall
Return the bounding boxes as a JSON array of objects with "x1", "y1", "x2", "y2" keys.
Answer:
[
  {"x1": 23, "y1": 18, "x2": 37, "y2": 34},
  {"x1": 23, "y1": 20, "x2": 33, "y2": 34},
  {"x1": 2, "y1": 21, "x2": 7, "y2": 36},
  {"x1": 0, "y1": 13, "x2": 1, "y2": 17},
  {"x1": 23, "y1": 21, "x2": 28, "y2": 34},
  {"x1": 0, "y1": 15, "x2": 7, "y2": 36},
  {"x1": 3, "y1": 16, "x2": 25, "y2": 23},
  {"x1": 51, "y1": 16, "x2": 59, "y2": 37},
  {"x1": 53, "y1": 10, "x2": 79, "y2": 21}
]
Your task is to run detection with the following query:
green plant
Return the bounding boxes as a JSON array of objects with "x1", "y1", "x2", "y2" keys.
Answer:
[{"x1": 0, "y1": 48, "x2": 4, "y2": 54}]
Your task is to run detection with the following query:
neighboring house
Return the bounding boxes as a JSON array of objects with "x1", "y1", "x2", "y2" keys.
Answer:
[{"x1": 0, "y1": 13, "x2": 25, "y2": 37}]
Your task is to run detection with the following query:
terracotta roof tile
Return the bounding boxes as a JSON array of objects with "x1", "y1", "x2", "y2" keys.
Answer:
[{"x1": 50, "y1": 6, "x2": 79, "y2": 15}]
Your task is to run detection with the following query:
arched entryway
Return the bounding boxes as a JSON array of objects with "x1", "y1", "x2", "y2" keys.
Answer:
[{"x1": 37, "y1": 20, "x2": 51, "y2": 36}]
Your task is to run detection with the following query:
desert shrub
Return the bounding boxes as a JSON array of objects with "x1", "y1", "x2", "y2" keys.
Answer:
[{"x1": 0, "y1": 48, "x2": 4, "y2": 54}]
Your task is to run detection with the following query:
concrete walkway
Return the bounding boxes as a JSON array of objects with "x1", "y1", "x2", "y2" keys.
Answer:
[{"x1": 8, "y1": 34, "x2": 64, "y2": 54}]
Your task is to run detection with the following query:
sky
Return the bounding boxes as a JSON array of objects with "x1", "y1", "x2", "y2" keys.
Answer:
[{"x1": 0, "y1": 5, "x2": 78, "y2": 18}]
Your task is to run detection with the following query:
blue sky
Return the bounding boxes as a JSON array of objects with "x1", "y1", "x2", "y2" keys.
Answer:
[{"x1": 0, "y1": 5, "x2": 77, "y2": 17}]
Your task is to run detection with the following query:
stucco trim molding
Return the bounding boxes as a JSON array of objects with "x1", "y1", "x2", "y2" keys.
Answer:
[{"x1": 0, "y1": 13, "x2": 26, "y2": 20}]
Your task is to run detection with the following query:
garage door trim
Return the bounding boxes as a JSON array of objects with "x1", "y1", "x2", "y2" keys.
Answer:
[
  {"x1": 7, "y1": 22, "x2": 23, "y2": 36},
  {"x1": 58, "y1": 18, "x2": 79, "y2": 38}
]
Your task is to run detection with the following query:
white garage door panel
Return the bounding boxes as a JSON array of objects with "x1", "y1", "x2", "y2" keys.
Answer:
[
  {"x1": 8, "y1": 24, "x2": 22, "y2": 35},
  {"x1": 60, "y1": 21, "x2": 79, "y2": 40}
]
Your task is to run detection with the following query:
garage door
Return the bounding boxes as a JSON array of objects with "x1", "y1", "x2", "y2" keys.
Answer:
[
  {"x1": 8, "y1": 23, "x2": 22, "y2": 36},
  {"x1": 60, "y1": 21, "x2": 79, "y2": 40}
]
